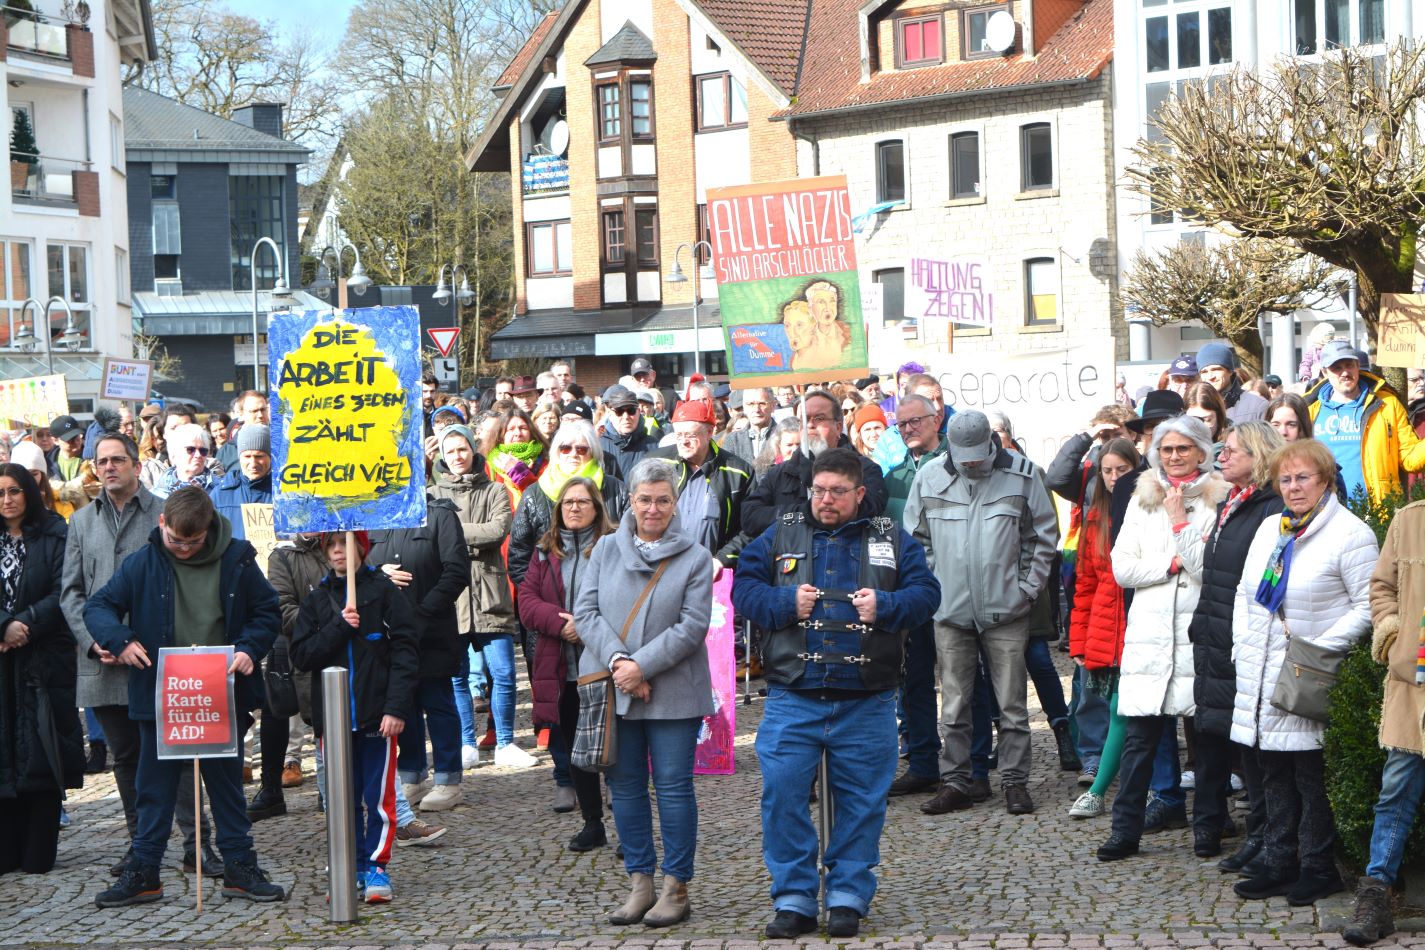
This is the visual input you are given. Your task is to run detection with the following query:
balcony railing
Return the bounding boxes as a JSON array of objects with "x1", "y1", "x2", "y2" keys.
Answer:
[
  {"x1": 522, "y1": 154, "x2": 569, "y2": 195},
  {"x1": 3, "y1": 6, "x2": 70, "y2": 58},
  {"x1": 9, "y1": 153, "x2": 88, "y2": 204}
]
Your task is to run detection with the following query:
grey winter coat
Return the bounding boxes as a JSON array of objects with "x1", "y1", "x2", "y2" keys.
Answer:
[
  {"x1": 428, "y1": 463, "x2": 516, "y2": 635},
  {"x1": 60, "y1": 487, "x2": 162, "y2": 708},
  {"x1": 574, "y1": 512, "x2": 714, "y2": 721},
  {"x1": 904, "y1": 446, "x2": 1059, "y2": 630}
]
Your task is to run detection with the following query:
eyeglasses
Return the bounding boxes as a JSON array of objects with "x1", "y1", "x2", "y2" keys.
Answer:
[
  {"x1": 95, "y1": 455, "x2": 131, "y2": 468},
  {"x1": 0, "y1": 486, "x2": 23, "y2": 498},
  {"x1": 162, "y1": 528, "x2": 208, "y2": 551},
  {"x1": 632, "y1": 496, "x2": 674, "y2": 509},
  {"x1": 611, "y1": 405, "x2": 639, "y2": 416},
  {"x1": 809, "y1": 485, "x2": 856, "y2": 499},
  {"x1": 1159, "y1": 445, "x2": 1197, "y2": 456},
  {"x1": 896, "y1": 414, "x2": 935, "y2": 431},
  {"x1": 1277, "y1": 473, "x2": 1320, "y2": 488},
  {"x1": 184, "y1": 445, "x2": 211, "y2": 457},
  {"x1": 805, "y1": 415, "x2": 837, "y2": 427},
  {"x1": 561, "y1": 498, "x2": 593, "y2": 509},
  {"x1": 558, "y1": 444, "x2": 591, "y2": 456}
]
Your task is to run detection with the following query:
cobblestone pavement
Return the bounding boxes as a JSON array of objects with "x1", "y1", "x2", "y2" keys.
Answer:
[{"x1": 3, "y1": 652, "x2": 1420, "y2": 948}]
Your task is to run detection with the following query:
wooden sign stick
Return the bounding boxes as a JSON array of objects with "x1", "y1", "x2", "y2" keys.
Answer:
[
  {"x1": 194, "y1": 758, "x2": 203, "y2": 911},
  {"x1": 346, "y1": 531, "x2": 357, "y2": 610}
]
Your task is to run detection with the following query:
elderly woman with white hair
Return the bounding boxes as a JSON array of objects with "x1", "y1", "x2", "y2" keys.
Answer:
[
  {"x1": 575, "y1": 458, "x2": 712, "y2": 928},
  {"x1": 1096, "y1": 415, "x2": 1228, "y2": 862},
  {"x1": 150, "y1": 423, "x2": 217, "y2": 498}
]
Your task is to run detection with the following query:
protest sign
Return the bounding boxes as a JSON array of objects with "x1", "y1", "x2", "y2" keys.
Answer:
[
  {"x1": 0, "y1": 374, "x2": 68, "y2": 427},
  {"x1": 935, "y1": 340, "x2": 1117, "y2": 466},
  {"x1": 695, "y1": 572, "x2": 736, "y2": 775},
  {"x1": 708, "y1": 175, "x2": 868, "y2": 388},
  {"x1": 100, "y1": 357, "x2": 154, "y2": 402},
  {"x1": 241, "y1": 504, "x2": 277, "y2": 577},
  {"x1": 908, "y1": 256, "x2": 994, "y2": 339},
  {"x1": 268, "y1": 307, "x2": 426, "y2": 535},
  {"x1": 155, "y1": 646, "x2": 238, "y2": 759},
  {"x1": 1376, "y1": 294, "x2": 1425, "y2": 368}
]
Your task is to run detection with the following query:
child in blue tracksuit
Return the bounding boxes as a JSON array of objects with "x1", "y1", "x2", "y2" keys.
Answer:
[{"x1": 291, "y1": 531, "x2": 418, "y2": 904}]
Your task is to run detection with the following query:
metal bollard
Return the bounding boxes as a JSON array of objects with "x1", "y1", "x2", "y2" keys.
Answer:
[{"x1": 322, "y1": 667, "x2": 359, "y2": 923}]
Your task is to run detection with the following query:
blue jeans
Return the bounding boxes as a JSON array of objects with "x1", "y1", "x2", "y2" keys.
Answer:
[
  {"x1": 1069, "y1": 664, "x2": 1109, "y2": 770},
  {"x1": 1025, "y1": 638, "x2": 1069, "y2": 726},
  {"x1": 1152, "y1": 721, "x2": 1185, "y2": 809},
  {"x1": 607, "y1": 716, "x2": 700, "y2": 882},
  {"x1": 397, "y1": 677, "x2": 464, "y2": 786},
  {"x1": 85, "y1": 707, "x2": 105, "y2": 744},
  {"x1": 1366, "y1": 748, "x2": 1425, "y2": 885},
  {"x1": 900, "y1": 621, "x2": 940, "y2": 780},
  {"x1": 132, "y1": 721, "x2": 254, "y2": 869},
  {"x1": 456, "y1": 633, "x2": 516, "y2": 747},
  {"x1": 756, "y1": 687, "x2": 898, "y2": 917}
]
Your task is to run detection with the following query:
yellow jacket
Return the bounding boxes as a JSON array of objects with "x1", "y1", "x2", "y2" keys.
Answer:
[{"x1": 1306, "y1": 371, "x2": 1425, "y2": 504}]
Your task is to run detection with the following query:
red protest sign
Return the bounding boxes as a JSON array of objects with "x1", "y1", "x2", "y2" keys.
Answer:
[{"x1": 157, "y1": 649, "x2": 235, "y2": 751}]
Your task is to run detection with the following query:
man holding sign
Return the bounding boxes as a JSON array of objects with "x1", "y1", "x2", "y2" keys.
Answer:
[{"x1": 84, "y1": 488, "x2": 284, "y2": 907}]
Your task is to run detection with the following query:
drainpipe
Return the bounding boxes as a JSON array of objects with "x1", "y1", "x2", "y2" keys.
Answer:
[
  {"x1": 791, "y1": 120, "x2": 821, "y2": 176},
  {"x1": 1023, "y1": 0, "x2": 1036, "y2": 57}
]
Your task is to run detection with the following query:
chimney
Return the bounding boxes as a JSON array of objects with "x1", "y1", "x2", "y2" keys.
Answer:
[{"x1": 232, "y1": 103, "x2": 286, "y2": 140}]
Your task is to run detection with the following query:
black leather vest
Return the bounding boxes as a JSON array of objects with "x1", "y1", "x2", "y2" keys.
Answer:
[{"x1": 762, "y1": 511, "x2": 907, "y2": 691}]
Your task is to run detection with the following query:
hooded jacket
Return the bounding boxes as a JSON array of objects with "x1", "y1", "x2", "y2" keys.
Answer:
[
  {"x1": 1368, "y1": 499, "x2": 1425, "y2": 755},
  {"x1": 266, "y1": 535, "x2": 328, "y2": 719},
  {"x1": 290, "y1": 565, "x2": 420, "y2": 736},
  {"x1": 428, "y1": 453, "x2": 516, "y2": 635},
  {"x1": 597, "y1": 423, "x2": 662, "y2": 480},
  {"x1": 904, "y1": 445, "x2": 1058, "y2": 630},
  {"x1": 741, "y1": 438, "x2": 889, "y2": 539},
  {"x1": 0, "y1": 510, "x2": 84, "y2": 797},
  {"x1": 1112, "y1": 471, "x2": 1229, "y2": 718},
  {"x1": 367, "y1": 499, "x2": 470, "y2": 678},
  {"x1": 207, "y1": 468, "x2": 273, "y2": 540},
  {"x1": 83, "y1": 515, "x2": 280, "y2": 720},
  {"x1": 1068, "y1": 507, "x2": 1124, "y2": 670},
  {"x1": 1305, "y1": 370, "x2": 1425, "y2": 503}
]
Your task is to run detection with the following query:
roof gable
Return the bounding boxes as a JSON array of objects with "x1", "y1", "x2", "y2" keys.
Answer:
[
  {"x1": 584, "y1": 20, "x2": 657, "y2": 66},
  {"x1": 495, "y1": 12, "x2": 559, "y2": 92}
]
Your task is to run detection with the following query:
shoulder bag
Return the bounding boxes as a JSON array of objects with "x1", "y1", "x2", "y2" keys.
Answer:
[
  {"x1": 571, "y1": 560, "x2": 668, "y2": 771},
  {"x1": 1268, "y1": 610, "x2": 1347, "y2": 723}
]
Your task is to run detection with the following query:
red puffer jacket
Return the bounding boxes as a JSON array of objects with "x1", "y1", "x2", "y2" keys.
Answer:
[{"x1": 1069, "y1": 508, "x2": 1125, "y2": 670}]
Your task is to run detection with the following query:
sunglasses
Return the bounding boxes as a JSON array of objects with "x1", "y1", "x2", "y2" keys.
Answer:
[
  {"x1": 558, "y1": 444, "x2": 591, "y2": 456},
  {"x1": 612, "y1": 405, "x2": 639, "y2": 416},
  {"x1": 184, "y1": 446, "x2": 211, "y2": 457}
]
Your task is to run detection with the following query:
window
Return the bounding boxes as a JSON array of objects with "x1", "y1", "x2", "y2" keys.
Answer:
[
  {"x1": 962, "y1": 5, "x2": 1009, "y2": 59},
  {"x1": 1295, "y1": 0, "x2": 1384, "y2": 52},
  {"x1": 152, "y1": 202, "x2": 181, "y2": 255},
  {"x1": 1208, "y1": 7, "x2": 1233, "y2": 64},
  {"x1": 1025, "y1": 257, "x2": 1058, "y2": 326},
  {"x1": 115, "y1": 248, "x2": 129, "y2": 304},
  {"x1": 109, "y1": 114, "x2": 123, "y2": 171},
  {"x1": 228, "y1": 175, "x2": 284, "y2": 291},
  {"x1": 1149, "y1": 7, "x2": 1231, "y2": 71},
  {"x1": 151, "y1": 175, "x2": 175, "y2": 199},
  {"x1": 597, "y1": 83, "x2": 621, "y2": 142},
  {"x1": 635, "y1": 208, "x2": 658, "y2": 265},
  {"x1": 45, "y1": 243, "x2": 91, "y2": 347},
  {"x1": 1146, "y1": 16, "x2": 1169, "y2": 71},
  {"x1": 603, "y1": 210, "x2": 626, "y2": 264},
  {"x1": 897, "y1": 14, "x2": 943, "y2": 66},
  {"x1": 696, "y1": 73, "x2": 748, "y2": 131},
  {"x1": 876, "y1": 140, "x2": 905, "y2": 204},
  {"x1": 696, "y1": 204, "x2": 711, "y2": 266},
  {"x1": 1177, "y1": 12, "x2": 1201, "y2": 69},
  {"x1": 527, "y1": 220, "x2": 572, "y2": 277},
  {"x1": 950, "y1": 132, "x2": 981, "y2": 198},
  {"x1": 154, "y1": 254, "x2": 180, "y2": 280},
  {"x1": 1020, "y1": 123, "x2": 1053, "y2": 191},
  {"x1": 1296, "y1": 0, "x2": 1318, "y2": 52},
  {"x1": 873, "y1": 268, "x2": 905, "y2": 324},
  {"x1": 630, "y1": 80, "x2": 653, "y2": 139},
  {"x1": 0, "y1": 240, "x2": 33, "y2": 347}
]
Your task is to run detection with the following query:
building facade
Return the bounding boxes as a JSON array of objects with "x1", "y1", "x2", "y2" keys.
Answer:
[{"x1": 1, "y1": 0, "x2": 155, "y2": 413}]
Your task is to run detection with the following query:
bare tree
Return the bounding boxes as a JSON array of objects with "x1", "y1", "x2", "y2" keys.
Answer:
[
  {"x1": 1128, "y1": 42, "x2": 1425, "y2": 341},
  {"x1": 133, "y1": 332, "x2": 182, "y2": 383},
  {"x1": 1122, "y1": 240, "x2": 1345, "y2": 377}
]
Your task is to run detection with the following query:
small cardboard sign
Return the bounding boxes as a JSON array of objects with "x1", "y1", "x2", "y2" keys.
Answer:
[
  {"x1": 155, "y1": 646, "x2": 239, "y2": 759},
  {"x1": 100, "y1": 357, "x2": 154, "y2": 402},
  {"x1": 1376, "y1": 294, "x2": 1425, "y2": 369},
  {"x1": 240, "y1": 504, "x2": 277, "y2": 577}
]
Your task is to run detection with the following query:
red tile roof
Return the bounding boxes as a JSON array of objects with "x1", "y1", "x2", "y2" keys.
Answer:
[
  {"x1": 494, "y1": 12, "x2": 559, "y2": 91},
  {"x1": 688, "y1": 0, "x2": 811, "y2": 95},
  {"x1": 779, "y1": 0, "x2": 1113, "y2": 119}
]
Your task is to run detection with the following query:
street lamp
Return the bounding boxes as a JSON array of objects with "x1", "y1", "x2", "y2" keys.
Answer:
[
  {"x1": 666, "y1": 241, "x2": 715, "y2": 376},
  {"x1": 310, "y1": 241, "x2": 372, "y2": 303},
  {"x1": 249, "y1": 236, "x2": 293, "y2": 393},
  {"x1": 13, "y1": 295, "x2": 77, "y2": 374},
  {"x1": 433, "y1": 263, "x2": 475, "y2": 388}
]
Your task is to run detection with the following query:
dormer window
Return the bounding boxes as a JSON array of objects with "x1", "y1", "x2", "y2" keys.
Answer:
[
  {"x1": 896, "y1": 14, "x2": 944, "y2": 68},
  {"x1": 962, "y1": 4, "x2": 1011, "y2": 60}
]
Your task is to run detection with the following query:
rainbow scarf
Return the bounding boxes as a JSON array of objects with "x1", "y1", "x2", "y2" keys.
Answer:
[
  {"x1": 1416, "y1": 607, "x2": 1425, "y2": 686},
  {"x1": 1254, "y1": 491, "x2": 1329, "y2": 613}
]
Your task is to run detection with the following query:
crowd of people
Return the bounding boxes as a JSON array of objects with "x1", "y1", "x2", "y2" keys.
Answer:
[{"x1": 0, "y1": 336, "x2": 1421, "y2": 946}]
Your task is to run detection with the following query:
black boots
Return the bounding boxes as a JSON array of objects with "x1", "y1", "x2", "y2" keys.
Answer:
[
  {"x1": 1343, "y1": 875, "x2": 1395, "y2": 946},
  {"x1": 1219, "y1": 836, "x2": 1262, "y2": 873},
  {"x1": 1052, "y1": 721, "x2": 1082, "y2": 772},
  {"x1": 85, "y1": 740, "x2": 108, "y2": 775}
]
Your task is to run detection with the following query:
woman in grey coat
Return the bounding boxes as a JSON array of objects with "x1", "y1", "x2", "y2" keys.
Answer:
[{"x1": 574, "y1": 459, "x2": 713, "y2": 930}]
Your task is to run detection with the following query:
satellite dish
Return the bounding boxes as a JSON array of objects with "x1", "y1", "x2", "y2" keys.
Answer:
[
  {"x1": 984, "y1": 11, "x2": 1016, "y2": 53},
  {"x1": 549, "y1": 119, "x2": 569, "y2": 157}
]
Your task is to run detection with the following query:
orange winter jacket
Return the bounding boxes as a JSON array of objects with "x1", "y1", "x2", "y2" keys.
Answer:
[{"x1": 1069, "y1": 508, "x2": 1125, "y2": 670}]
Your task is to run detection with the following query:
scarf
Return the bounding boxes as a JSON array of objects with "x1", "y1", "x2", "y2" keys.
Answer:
[
  {"x1": 487, "y1": 442, "x2": 544, "y2": 492},
  {"x1": 1254, "y1": 490, "x2": 1330, "y2": 613},
  {"x1": 537, "y1": 458, "x2": 604, "y2": 502},
  {"x1": 1218, "y1": 484, "x2": 1256, "y2": 530},
  {"x1": 1417, "y1": 605, "x2": 1425, "y2": 686}
]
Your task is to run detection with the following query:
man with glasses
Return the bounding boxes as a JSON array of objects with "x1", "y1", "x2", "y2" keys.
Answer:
[
  {"x1": 723, "y1": 387, "x2": 776, "y2": 466},
  {"x1": 905, "y1": 410, "x2": 1057, "y2": 817},
  {"x1": 153, "y1": 423, "x2": 218, "y2": 498},
  {"x1": 734, "y1": 448, "x2": 939, "y2": 938},
  {"x1": 742, "y1": 390, "x2": 888, "y2": 540},
  {"x1": 599, "y1": 385, "x2": 663, "y2": 479},
  {"x1": 86, "y1": 487, "x2": 284, "y2": 907},
  {"x1": 61, "y1": 434, "x2": 221, "y2": 882},
  {"x1": 647, "y1": 399, "x2": 753, "y2": 575}
]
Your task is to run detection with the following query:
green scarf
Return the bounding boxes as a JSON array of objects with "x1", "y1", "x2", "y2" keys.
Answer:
[
  {"x1": 538, "y1": 458, "x2": 604, "y2": 501},
  {"x1": 492, "y1": 440, "x2": 545, "y2": 465},
  {"x1": 487, "y1": 442, "x2": 545, "y2": 492}
]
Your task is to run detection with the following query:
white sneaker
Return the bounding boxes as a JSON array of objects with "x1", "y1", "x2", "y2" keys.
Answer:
[
  {"x1": 494, "y1": 742, "x2": 537, "y2": 768},
  {"x1": 401, "y1": 781, "x2": 428, "y2": 807},
  {"x1": 1069, "y1": 791, "x2": 1103, "y2": 819},
  {"x1": 1180, "y1": 770, "x2": 1196, "y2": 789},
  {"x1": 419, "y1": 783, "x2": 462, "y2": 812},
  {"x1": 461, "y1": 744, "x2": 480, "y2": 769}
]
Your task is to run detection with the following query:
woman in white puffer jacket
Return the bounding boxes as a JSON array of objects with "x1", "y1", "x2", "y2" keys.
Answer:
[
  {"x1": 1230, "y1": 438, "x2": 1376, "y2": 907},
  {"x1": 1096, "y1": 415, "x2": 1227, "y2": 863}
]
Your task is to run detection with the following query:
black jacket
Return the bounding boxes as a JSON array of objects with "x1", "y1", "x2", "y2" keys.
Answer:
[
  {"x1": 290, "y1": 566, "x2": 420, "y2": 736},
  {"x1": 508, "y1": 474, "x2": 626, "y2": 585},
  {"x1": 740, "y1": 438, "x2": 889, "y2": 540},
  {"x1": 1046, "y1": 431, "x2": 1099, "y2": 507},
  {"x1": 368, "y1": 499, "x2": 470, "y2": 678},
  {"x1": 597, "y1": 425, "x2": 662, "y2": 481},
  {"x1": 646, "y1": 443, "x2": 754, "y2": 564},
  {"x1": 1188, "y1": 485, "x2": 1281, "y2": 737},
  {"x1": 0, "y1": 511, "x2": 83, "y2": 797}
]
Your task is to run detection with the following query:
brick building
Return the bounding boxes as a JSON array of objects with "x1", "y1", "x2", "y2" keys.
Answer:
[{"x1": 466, "y1": 0, "x2": 803, "y2": 391}]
